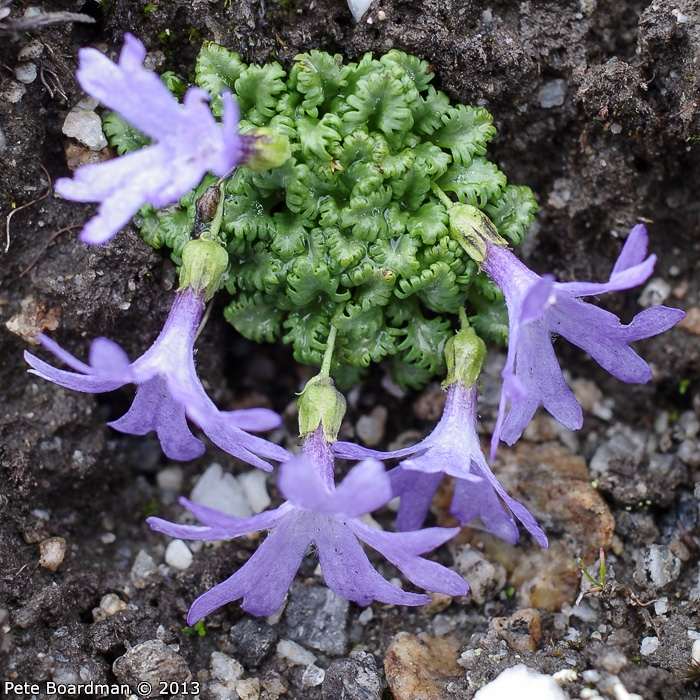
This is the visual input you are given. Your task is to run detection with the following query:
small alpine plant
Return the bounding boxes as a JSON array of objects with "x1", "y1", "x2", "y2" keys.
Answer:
[{"x1": 25, "y1": 33, "x2": 685, "y2": 620}]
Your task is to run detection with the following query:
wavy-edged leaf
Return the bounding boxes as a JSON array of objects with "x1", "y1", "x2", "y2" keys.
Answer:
[
  {"x1": 224, "y1": 292, "x2": 284, "y2": 343},
  {"x1": 390, "y1": 356, "x2": 435, "y2": 391},
  {"x1": 138, "y1": 204, "x2": 194, "y2": 261},
  {"x1": 406, "y1": 202, "x2": 448, "y2": 245},
  {"x1": 484, "y1": 184, "x2": 538, "y2": 245},
  {"x1": 413, "y1": 141, "x2": 451, "y2": 177},
  {"x1": 235, "y1": 62, "x2": 287, "y2": 125},
  {"x1": 222, "y1": 176, "x2": 275, "y2": 250},
  {"x1": 396, "y1": 261, "x2": 467, "y2": 314},
  {"x1": 430, "y1": 104, "x2": 496, "y2": 165},
  {"x1": 380, "y1": 50, "x2": 434, "y2": 93},
  {"x1": 341, "y1": 262, "x2": 397, "y2": 310},
  {"x1": 390, "y1": 167, "x2": 432, "y2": 211},
  {"x1": 436, "y1": 157, "x2": 507, "y2": 207},
  {"x1": 327, "y1": 227, "x2": 367, "y2": 269},
  {"x1": 412, "y1": 87, "x2": 451, "y2": 136},
  {"x1": 271, "y1": 211, "x2": 311, "y2": 261},
  {"x1": 469, "y1": 273, "x2": 509, "y2": 344},
  {"x1": 343, "y1": 70, "x2": 414, "y2": 137},
  {"x1": 339, "y1": 185, "x2": 393, "y2": 242},
  {"x1": 335, "y1": 305, "x2": 400, "y2": 366},
  {"x1": 283, "y1": 304, "x2": 333, "y2": 366},
  {"x1": 396, "y1": 312, "x2": 451, "y2": 373},
  {"x1": 102, "y1": 112, "x2": 150, "y2": 155},
  {"x1": 195, "y1": 43, "x2": 245, "y2": 117},
  {"x1": 286, "y1": 257, "x2": 351, "y2": 307},
  {"x1": 290, "y1": 50, "x2": 349, "y2": 116},
  {"x1": 370, "y1": 236, "x2": 421, "y2": 279},
  {"x1": 231, "y1": 240, "x2": 284, "y2": 293}
]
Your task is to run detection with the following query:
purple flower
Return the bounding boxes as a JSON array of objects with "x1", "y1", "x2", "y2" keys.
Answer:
[
  {"x1": 148, "y1": 428, "x2": 468, "y2": 621},
  {"x1": 481, "y1": 224, "x2": 685, "y2": 458},
  {"x1": 24, "y1": 286, "x2": 290, "y2": 469},
  {"x1": 55, "y1": 33, "x2": 245, "y2": 245},
  {"x1": 335, "y1": 382, "x2": 547, "y2": 548}
]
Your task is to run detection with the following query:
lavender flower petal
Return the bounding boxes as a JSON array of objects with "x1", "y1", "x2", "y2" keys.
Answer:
[
  {"x1": 481, "y1": 224, "x2": 685, "y2": 456},
  {"x1": 54, "y1": 33, "x2": 244, "y2": 245}
]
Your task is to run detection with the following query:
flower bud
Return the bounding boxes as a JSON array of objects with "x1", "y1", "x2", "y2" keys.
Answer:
[
  {"x1": 443, "y1": 325, "x2": 487, "y2": 389},
  {"x1": 448, "y1": 204, "x2": 506, "y2": 263},
  {"x1": 242, "y1": 127, "x2": 292, "y2": 171},
  {"x1": 297, "y1": 375, "x2": 347, "y2": 442},
  {"x1": 178, "y1": 238, "x2": 229, "y2": 301}
]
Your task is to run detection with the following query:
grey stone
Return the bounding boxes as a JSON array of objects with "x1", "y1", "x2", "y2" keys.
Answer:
[
  {"x1": 285, "y1": 582, "x2": 349, "y2": 655},
  {"x1": 633, "y1": 545, "x2": 681, "y2": 589},
  {"x1": 14, "y1": 62, "x2": 37, "y2": 84},
  {"x1": 538, "y1": 79, "x2": 567, "y2": 108},
  {"x1": 62, "y1": 108, "x2": 108, "y2": 151},
  {"x1": 230, "y1": 617, "x2": 278, "y2": 667},
  {"x1": 454, "y1": 547, "x2": 506, "y2": 605},
  {"x1": 322, "y1": 651, "x2": 383, "y2": 700},
  {"x1": 113, "y1": 640, "x2": 191, "y2": 698}
]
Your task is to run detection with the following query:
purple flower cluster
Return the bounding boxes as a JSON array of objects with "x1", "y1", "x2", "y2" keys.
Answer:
[{"x1": 26, "y1": 33, "x2": 685, "y2": 623}]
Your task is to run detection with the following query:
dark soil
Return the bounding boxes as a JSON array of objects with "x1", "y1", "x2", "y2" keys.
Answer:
[{"x1": 1, "y1": 1, "x2": 699, "y2": 699}]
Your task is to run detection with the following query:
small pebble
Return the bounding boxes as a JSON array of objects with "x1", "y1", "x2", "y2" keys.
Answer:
[
  {"x1": 453, "y1": 546, "x2": 506, "y2": 604},
  {"x1": 164, "y1": 539, "x2": 193, "y2": 570},
  {"x1": 18, "y1": 39, "x2": 44, "y2": 61},
  {"x1": 538, "y1": 79, "x2": 567, "y2": 108},
  {"x1": 62, "y1": 108, "x2": 108, "y2": 151},
  {"x1": 640, "y1": 636, "x2": 660, "y2": 656},
  {"x1": 638, "y1": 277, "x2": 671, "y2": 308},
  {"x1": 113, "y1": 640, "x2": 191, "y2": 698},
  {"x1": 39, "y1": 537, "x2": 66, "y2": 572},
  {"x1": 473, "y1": 664, "x2": 567, "y2": 700},
  {"x1": 14, "y1": 63, "x2": 37, "y2": 84},
  {"x1": 490, "y1": 608, "x2": 542, "y2": 653},
  {"x1": 229, "y1": 618, "x2": 278, "y2": 667},
  {"x1": 633, "y1": 544, "x2": 681, "y2": 588},
  {"x1": 322, "y1": 651, "x2": 383, "y2": 700},
  {"x1": 156, "y1": 465, "x2": 184, "y2": 491},
  {"x1": 130, "y1": 549, "x2": 157, "y2": 588},
  {"x1": 2, "y1": 81, "x2": 27, "y2": 103},
  {"x1": 356, "y1": 406, "x2": 388, "y2": 447},
  {"x1": 190, "y1": 463, "x2": 252, "y2": 518},
  {"x1": 238, "y1": 469, "x2": 271, "y2": 513},
  {"x1": 211, "y1": 651, "x2": 244, "y2": 682},
  {"x1": 235, "y1": 677, "x2": 261, "y2": 700},
  {"x1": 302, "y1": 664, "x2": 326, "y2": 687},
  {"x1": 276, "y1": 639, "x2": 317, "y2": 666}
]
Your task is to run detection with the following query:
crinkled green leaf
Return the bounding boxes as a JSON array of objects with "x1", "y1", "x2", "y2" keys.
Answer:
[
  {"x1": 370, "y1": 236, "x2": 421, "y2": 279},
  {"x1": 235, "y1": 62, "x2": 287, "y2": 125},
  {"x1": 406, "y1": 202, "x2": 449, "y2": 245},
  {"x1": 286, "y1": 258, "x2": 351, "y2": 307},
  {"x1": 327, "y1": 228, "x2": 367, "y2": 269},
  {"x1": 343, "y1": 70, "x2": 414, "y2": 137},
  {"x1": 380, "y1": 50, "x2": 434, "y2": 93},
  {"x1": 290, "y1": 50, "x2": 349, "y2": 117},
  {"x1": 412, "y1": 86, "x2": 451, "y2": 136},
  {"x1": 102, "y1": 112, "x2": 150, "y2": 155},
  {"x1": 335, "y1": 306, "x2": 400, "y2": 366},
  {"x1": 469, "y1": 274, "x2": 509, "y2": 344},
  {"x1": 485, "y1": 184, "x2": 538, "y2": 245},
  {"x1": 270, "y1": 211, "x2": 310, "y2": 261},
  {"x1": 436, "y1": 157, "x2": 507, "y2": 207},
  {"x1": 430, "y1": 104, "x2": 496, "y2": 165},
  {"x1": 339, "y1": 185, "x2": 393, "y2": 242},
  {"x1": 224, "y1": 292, "x2": 283, "y2": 343},
  {"x1": 283, "y1": 305, "x2": 332, "y2": 366},
  {"x1": 341, "y1": 262, "x2": 397, "y2": 310},
  {"x1": 396, "y1": 312, "x2": 451, "y2": 373},
  {"x1": 195, "y1": 43, "x2": 245, "y2": 117},
  {"x1": 230, "y1": 241, "x2": 284, "y2": 293},
  {"x1": 390, "y1": 356, "x2": 436, "y2": 391}
]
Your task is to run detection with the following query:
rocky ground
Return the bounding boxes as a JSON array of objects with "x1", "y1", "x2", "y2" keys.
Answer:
[{"x1": 1, "y1": 1, "x2": 700, "y2": 699}]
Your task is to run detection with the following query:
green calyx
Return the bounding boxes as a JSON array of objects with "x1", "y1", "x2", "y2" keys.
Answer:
[
  {"x1": 178, "y1": 238, "x2": 229, "y2": 301},
  {"x1": 107, "y1": 45, "x2": 539, "y2": 390},
  {"x1": 242, "y1": 127, "x2": 292, "y2": 171},
  {"x1": 297, "y1": 375, "x2": 347, "y2": 442},
  {"x1": 443, "y1": 321, "x2": 488, "y2": 389}
]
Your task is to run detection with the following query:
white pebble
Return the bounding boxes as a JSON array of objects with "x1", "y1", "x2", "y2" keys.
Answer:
[
  {"x1": 210, "y1": 651, "x2": 244, "y2": 682},
  {"x1": 238, "y1": 469, "x2": 271, "y2": 513},
  {"x1": 301, "y1": 664, "x2": 325, "y2": 687},
  {"x1": 276, "y1": 639, "x2": 317, "y2": 666},
  {"x1": 640, "y1": 636, "x2": 660, "y2": 656},
  {"x1": 347, "y1": 0, "x2": 372, "y2": 21},
  {"x1": 538, "y1": 79, "x2": 567, "y2": 108},
  {"x1": 164, "y1": 539, "x2": 193, "y2": 570},
  {"x1": 14, "y1": 63, "x2": 37, "y2": 84},
  {"x1": 156, "y1": 465, "x2": 184, "y2": 491},
  {"x1": 235, "y1": 678, "x2": 261, "y2": 700},
  {"x1": 62, "y1": 109, "x2": 108, "y2": 151},
  {"x1": 473, "y1": 664, "x2": 567, "y2": 700},
  {"x1": 190, "y1": 463, "x2": 252, "y2": 518},
  {"x1": 638, "y1": 277, "x2": 671, "y2": 308},
  {"x1": 39, "y1": 537, "x2": 66, "y2": 572}
]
